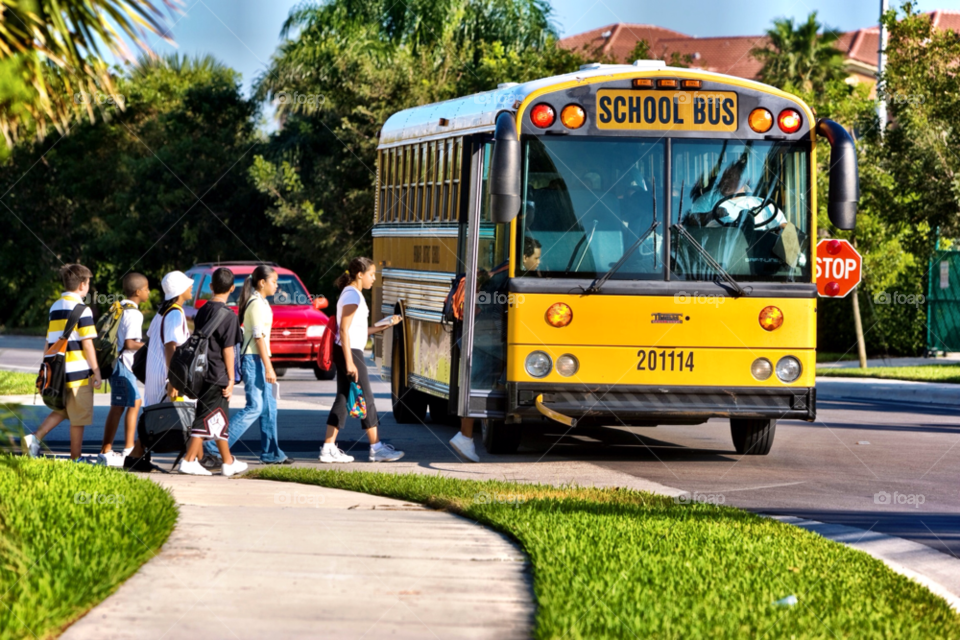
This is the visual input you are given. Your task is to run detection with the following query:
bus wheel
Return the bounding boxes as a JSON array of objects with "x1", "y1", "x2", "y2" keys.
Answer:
[
  {"x1": 428, "y1": 395, "x2": 458, "y2": 426},
  {"x1": 481, "y1": 419, "x2": 522, "y2": 454},
  {"x1": 730, "y1": 418, "x2": 777, "y2": 455},
  {"x1": 391, "y1": 331, "x2": 427, "y2": 424},
  {"x1": 313, "y1": 365, "x2": 336, "y2": 381}
]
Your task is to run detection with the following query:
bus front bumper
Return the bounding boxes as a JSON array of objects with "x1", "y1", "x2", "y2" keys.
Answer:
[{"x1": 509, "y1": 383, "x2": 816, "y2": 425}]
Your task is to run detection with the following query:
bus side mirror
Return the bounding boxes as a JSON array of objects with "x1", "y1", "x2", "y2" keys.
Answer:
[
  {"x1": 490, "y1": 111, "x2": 522, "y2": 224},
  {"x1": 816, "y1": 118, "x2": 859, "y2": 230}
]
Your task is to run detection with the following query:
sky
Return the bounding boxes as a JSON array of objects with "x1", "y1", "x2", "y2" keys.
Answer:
[{"x1": 140, "y1": 0, "x2": 958, "y2": 124}]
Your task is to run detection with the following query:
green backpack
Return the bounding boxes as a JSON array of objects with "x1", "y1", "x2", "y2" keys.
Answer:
[{"x1": 93, "y1": 301, "x2": 135, "y2": 377}]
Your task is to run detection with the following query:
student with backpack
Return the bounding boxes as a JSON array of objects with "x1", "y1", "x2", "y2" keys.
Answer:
[
  {"x1": 203, "y1": 264, "x2": 291, "y2": 466},
  {"x1": 319, "y1": 257, "x2": 403, "y2": 464},
  {"x1": 96, "y1": 273, "x2": 149, "y2": 467},
  {"x1": 24, "y1": 264, "x2": 102, "y2": 460},
  {"x1": 177, "y1": 268, "x2": 247, "y2": 476},
  {"x1": 145, "y1": 271, "x2": 193, "y2": 406}
]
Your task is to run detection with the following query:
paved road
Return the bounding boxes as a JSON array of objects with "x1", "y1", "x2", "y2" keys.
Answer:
[{"x1": 3, "y1": 336, "x2": 958, "y2": 560}]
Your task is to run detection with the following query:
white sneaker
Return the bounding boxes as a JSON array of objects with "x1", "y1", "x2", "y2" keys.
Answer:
[
  {"x1": 369, "y1": 443, "x2": 404, "y2": 462},
  {"x1": 122, "y1": 447, "x2": 134, "y2": 458},
  {"x1": 449, "y1": 432, "x2": 480, "y2": 462},
  {"x1": 178, "y1": 459, "x2": 212, "y2": 476},
  {"x1": 319, "y1": 445, "x2": 355, "y2": 463},
  {"x1": 22, "y1": 434, "x2": 40, "y2": 458},
  {"x1": 96, "y1": 451, "x2": 125, "y2": 468},
  {"x1": 221, "y1": 458, "x2": 248, "y2": 477}
]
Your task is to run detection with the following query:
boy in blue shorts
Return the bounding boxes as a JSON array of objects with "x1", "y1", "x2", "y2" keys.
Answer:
[{"x1": 98, "y1": 273, "x2": 149, "y2": 467}]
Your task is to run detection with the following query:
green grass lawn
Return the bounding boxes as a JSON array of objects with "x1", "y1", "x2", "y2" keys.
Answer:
[
  {"x1": 816, "y1": 364, "x2": 960, "y2": 384},
  {"x1": 246, "y1": 468, "x2": 960, "y2": 639},
  {"x1": 0, "y1": 370, "x2": 111, "y2": 396},
  {"x1": 816, "y1": 351, "x2": 862, "y2": 363},
  {"x1": 0, "y1": 458, "x2": 177, "y2": 639}
]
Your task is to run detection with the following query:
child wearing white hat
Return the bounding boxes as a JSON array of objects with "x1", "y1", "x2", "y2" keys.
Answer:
[{"x1": 143, "y1": 271, "x2": 194, "y2": 406}]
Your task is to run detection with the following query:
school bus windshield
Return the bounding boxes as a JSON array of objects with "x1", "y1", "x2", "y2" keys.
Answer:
[{"x1": 516, "y1": 137, "x2": 811, "y2": 283}]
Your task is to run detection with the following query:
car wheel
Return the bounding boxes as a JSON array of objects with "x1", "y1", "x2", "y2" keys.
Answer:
[
  {"x1": 481, "y1": 419, "x2": 522, "y2": 454},
  {"x1": 730, "y1": 418, "x2": 776, "y2": 455},
  {"x1": 274, "y1": 368, "x2": 287, "y2": 378},
  {"x1": 313, "y1": 365, "x2": 336, "y2": 381},
  {"x1": 390, "y1": 324, "x2": 427, "y2": 424}
]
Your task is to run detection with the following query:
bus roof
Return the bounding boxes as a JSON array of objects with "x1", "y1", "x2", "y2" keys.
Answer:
[{"x1": 378, "y1": 61, "x2": 789, "y2": 147}]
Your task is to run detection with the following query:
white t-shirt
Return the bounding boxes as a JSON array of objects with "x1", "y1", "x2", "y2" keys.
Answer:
[
  {"x1": 116, "y1": 300, "x2": 144, "y2": 370},
  {"x1": 335, "y1": 286, "x2": 369, "y2": 351},
  {"x1": 144, "y1": 306, "x2": 190, "y2": 406}
]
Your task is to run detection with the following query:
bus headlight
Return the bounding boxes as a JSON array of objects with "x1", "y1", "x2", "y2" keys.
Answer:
[
  {"x1": 556, "y1": 354, "x2": 579, "y2": 377},
  {"x1": 776, "y1": 356, "x2": 802, "y2": 382},
  {"x1": 751, "y1": 358, "x2": 773, "y2": 381},
  {"x1": 525, "y1": 351, "x2": 552, "y2": 378}
]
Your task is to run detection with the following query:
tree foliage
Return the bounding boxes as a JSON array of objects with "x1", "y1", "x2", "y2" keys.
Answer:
[
  {"x1": 0, "y1": 54, "x2": 269, "y2": 327},
  {"x1": 752, "y1": 12, "x2": 847, "y2": 95}
]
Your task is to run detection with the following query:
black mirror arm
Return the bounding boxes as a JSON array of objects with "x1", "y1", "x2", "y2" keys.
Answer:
[{"x1": 816, "y1": 118, "x2": 859, "y2": 231}]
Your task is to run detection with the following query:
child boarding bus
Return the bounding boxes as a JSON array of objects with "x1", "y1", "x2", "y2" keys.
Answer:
[{"x1": 372, "y1": 61, "x2": 858, "y2": 456}]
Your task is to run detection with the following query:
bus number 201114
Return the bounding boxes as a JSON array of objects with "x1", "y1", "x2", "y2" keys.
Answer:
[{"x1": 637, "y1": 349, "x2": 694, "y2": 372}]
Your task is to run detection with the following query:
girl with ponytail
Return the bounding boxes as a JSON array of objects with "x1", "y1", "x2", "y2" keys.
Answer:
[
  {"x1": 203, "y1": 263, "x2": 292, "y2": 466},
  {"x1": 319, "y1": 257, "x2": 404, "y2": 463}
]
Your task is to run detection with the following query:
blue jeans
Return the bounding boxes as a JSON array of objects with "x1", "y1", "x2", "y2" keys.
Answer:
[{"x1": 204, "y1": 354, "x2": 286, "y2": 463}]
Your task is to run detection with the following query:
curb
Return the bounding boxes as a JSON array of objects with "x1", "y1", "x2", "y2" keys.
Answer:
[
  {"x1": 816, "y1": 377, "x2": 957, "y2": 407},
  {"x1": 769, "y1": 515, "x2": 960, "y2": 613}
]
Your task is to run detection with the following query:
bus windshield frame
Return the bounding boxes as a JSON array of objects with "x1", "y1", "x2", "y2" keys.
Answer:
[{"x1": 515, "y1": 135, "x2": 812, "y2": 284}]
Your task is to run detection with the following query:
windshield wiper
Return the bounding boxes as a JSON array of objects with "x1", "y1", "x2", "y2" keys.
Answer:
[
  {"x1": 670, "y1": 223, "x2": 747, "y2": 298},
  {"x1": 587, "y1": 175, "x2": 659, "y2": 295},
  {"x1": 586, "y1": 221, "x2": 659, "y2": 294}
]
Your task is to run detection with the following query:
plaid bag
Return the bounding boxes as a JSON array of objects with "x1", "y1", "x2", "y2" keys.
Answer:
[{"x1": 347, "y1": 381, "x2": 367, "y2": 419}]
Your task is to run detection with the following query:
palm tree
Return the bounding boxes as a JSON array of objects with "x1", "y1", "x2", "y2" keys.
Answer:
[
  {"x1": 752, "y1": 12, "x2": 846, "y2": 94},
  {"x1": 0, "y1": 0, "x2": 177, "y2": 144}
]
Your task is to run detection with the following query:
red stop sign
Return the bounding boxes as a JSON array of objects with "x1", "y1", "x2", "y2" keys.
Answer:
[{"x1": 816, "y1": 239, "x2": 862, "y2": 298}]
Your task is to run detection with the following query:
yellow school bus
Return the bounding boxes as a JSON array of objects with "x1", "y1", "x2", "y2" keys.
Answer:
[{"x1": 372, "y1": 61, "x2": 858, "y2": 455}]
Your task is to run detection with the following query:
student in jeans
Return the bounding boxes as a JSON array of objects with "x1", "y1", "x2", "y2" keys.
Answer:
[
  {"x1": 180, "y1": 268, "x2": 248, "y2": 476},
  {"x1": 204, "y1": 264, "x2": 291, "y2": 465},
  {"x1": 22, "y1": 264, "x2": 102, "y2": 461},
  {"x1": 97, "y1": 272, "x2": 149, "y2": 467},
  {"x1": 320, "y1": 257, "x2": 404, "y2": 463}
]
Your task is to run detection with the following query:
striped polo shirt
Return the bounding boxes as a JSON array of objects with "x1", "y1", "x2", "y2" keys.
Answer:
[{"x1": 46, "y1": 292, "x2": 97, "y2": 388}]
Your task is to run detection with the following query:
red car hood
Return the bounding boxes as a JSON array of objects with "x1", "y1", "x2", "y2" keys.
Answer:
[{"x1": 270, "y1": 306, "x2": 330, "y2": 327}]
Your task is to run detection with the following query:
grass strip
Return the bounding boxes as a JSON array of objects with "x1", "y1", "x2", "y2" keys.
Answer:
[
  {"x1": 246, "y1": 467, "x2": 960, "y2": 639},
  {"x1": 0, "y1": 458, "x2": 177, "y2": 639},
  {"x1": 0, "y1": 370, "x2": 111, "y2": 396},
  {"x1": 816, "y1": 364, "x2": 960, "y2": 384}
]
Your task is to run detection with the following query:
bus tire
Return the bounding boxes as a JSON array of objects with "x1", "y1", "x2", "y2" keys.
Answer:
[
  {"x1": 391, "y1": 327, "x2": 427, "y2": 424},
  {"x1": 730, "y1": 418, "x2": 776, "y2": 455},
  {"x1": 313, "y1": 365, "x2": 336, "y2": 381},
  {"x1": 428, "y1": 395, "x2": 458, "y2": 426},
  {"x1": 481, "y1": 419, "x2": 521, "y2": 454}
]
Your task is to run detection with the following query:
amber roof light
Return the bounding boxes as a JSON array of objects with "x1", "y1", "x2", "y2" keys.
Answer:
[
  {"x1": 560, "y1": 105, "x2": 586, "y2": 129},
  {"x1": 748, "y1": 108, "x2": 773, "y2": 133}
]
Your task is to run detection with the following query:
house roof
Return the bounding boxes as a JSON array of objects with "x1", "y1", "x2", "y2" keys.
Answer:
[{"x1": 560, "y1": 10, "x2": 960, "y2": 80}]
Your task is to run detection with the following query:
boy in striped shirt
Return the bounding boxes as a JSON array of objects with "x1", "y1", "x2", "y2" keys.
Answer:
[{"x1": 22, "y1": 264, "x2": 102, "y2": 460}]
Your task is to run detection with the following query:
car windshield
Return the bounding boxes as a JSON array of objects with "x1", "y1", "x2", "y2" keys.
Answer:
[
  {"x1": 215, "y1": 275, "x2": 311, "y2": 306},
  {"x1": 516, "y1": 136, "x2": 665, "y2": 279},
  {"x1": 671, "y1": 139, "x2": 811, "y2": 283}
]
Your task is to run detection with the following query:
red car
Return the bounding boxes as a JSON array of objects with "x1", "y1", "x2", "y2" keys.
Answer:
[{"x1": 183, "y1": 262, "x2": 335, "y2": 379}]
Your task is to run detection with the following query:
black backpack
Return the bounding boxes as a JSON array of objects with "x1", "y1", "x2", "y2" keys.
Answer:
[
  {"x1": 167, "y1": 306, "x2": 232, "y2": 399},
  {"x1": 131, "y1": 304, "x2": 180, "y2": 384},
  {"x1": 35, "y1": 304, "x2": 87, "y2": 411}
]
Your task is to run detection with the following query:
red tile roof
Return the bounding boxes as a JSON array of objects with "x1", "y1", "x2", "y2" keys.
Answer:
[{"x1": 560, "y1": 10, "x2": 960, "y2": 80}]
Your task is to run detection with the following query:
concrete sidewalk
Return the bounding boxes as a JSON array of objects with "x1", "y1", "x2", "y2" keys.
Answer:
[
  {"x1": 817, "y1": 354, "x2": 960, "y2": 369},
  {"x1": 62, "y1": 475, "x2": 534, "y2": 640},
  {"x1": 816, "y1": 377, "x2": 958, "y2": 406}
]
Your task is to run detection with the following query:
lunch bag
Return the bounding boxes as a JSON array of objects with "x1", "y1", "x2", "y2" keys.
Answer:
[
  {"x1": 348, "y1": 381, "x2": 367, "y2": 419},
  {"x1": 35, "y1": 304, "x2": 87, "y2": 411}
]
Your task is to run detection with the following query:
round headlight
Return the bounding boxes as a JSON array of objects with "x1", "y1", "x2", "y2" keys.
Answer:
[
  {"x1": 525, "y1": 351, "x2": 552, "y2": 378},
  {"x1": 751, "y1": 358, "x2": 773, "y2": 381},
  {"x1": 776, "y1": 356, "x2": 802, "y2": 382},
  {"x1": 556, "y1": 354, "x2": 579, "y2": 377}
]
